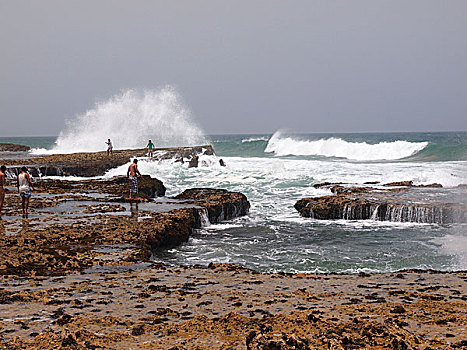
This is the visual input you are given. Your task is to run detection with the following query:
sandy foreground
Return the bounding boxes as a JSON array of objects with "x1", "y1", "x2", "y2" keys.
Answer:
[{"x1": 1, "y1": 263, "x2": 466, "y2": 349}]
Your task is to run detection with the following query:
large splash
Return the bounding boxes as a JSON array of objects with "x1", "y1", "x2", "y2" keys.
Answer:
[
  {"x1": 34, "y1": 87, "x2": 206, "y2": 154},
  {"x1": 264, "y1": 131, "x2": 428, "y2": 161}
]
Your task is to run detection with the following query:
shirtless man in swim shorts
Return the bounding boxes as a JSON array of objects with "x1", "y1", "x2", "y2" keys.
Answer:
[
  {"x1": 0, "y1": 166, "x2": 6, "y2": 218},
  {"x1": 127, "y1": 159, "x2": 142, "y2": 199}
]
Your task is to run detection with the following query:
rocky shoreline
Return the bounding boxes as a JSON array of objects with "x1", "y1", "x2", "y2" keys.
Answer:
[
  {"x1": 1, "y1": 265, "x2": 465, "y2": 349},
  {"x1": 0, "y1": 148, "x2": 466, "y2": 349}
]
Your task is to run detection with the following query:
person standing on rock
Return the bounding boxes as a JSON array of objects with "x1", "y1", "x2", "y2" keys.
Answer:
[
  {"x1": 127, "y1": 159, "x2": 142, "y2": 200},
  {"x1": 17, "y1": 167, "x2": 34, "y2": 218},
  {"x1": 0, "y1": 165, "x2": 6, "y2": 218},
  {"x1": 106, "y1": 139, "x2": 113, "y2": 156},
  {"x1": 146, "y1": 139, "x2": 155, "y2": 158}
]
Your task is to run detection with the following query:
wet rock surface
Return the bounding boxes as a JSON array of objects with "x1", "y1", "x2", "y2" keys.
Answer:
[
  {"x1": 2, "y1": 145, "x2": 215, "y2": 177},
  {"x1": 0, "y1": 265, "x2": 465, "y2": 349},
  {"x1": 175, "y1": 188, "x2": 250, "y2": 223},
  {"x1": 0, "y1": 143, "x2": 31, "y2": 152},
  {"x1": 296, "y1": 183, "x2": 466, "y2": 224},
  {"x1": 0, "y1": 174, "x2": 249, "y2": 277}
]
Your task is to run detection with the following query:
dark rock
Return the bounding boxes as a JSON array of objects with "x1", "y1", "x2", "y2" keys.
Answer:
[
  {"x1": 384, "y1": 181, "x2": 414, "y2": 187},
  {"x1": 0, "y1": 143, "x2": 30, "y2": 152},
  {"x1": 390, "y1": 305, "x2": 406, "y2": 314},
  {"x1": 219, "y1": 159, "x2": 226, "y2": 167},
  {"x1": 295, "y1": 185, "x2": 466, "y2": 224},
  {"x1": 188, "y1": 155, "x2": 199, "y2": 168},
  {"x1": 175, "y1": 188, "x2": 250, "y2": 224},
  {"x1": 107, "y1": 175, "x2": 166, "y2": 198},
  {"x1": 313, "y1": 182, "x2": 342, "y2": 189},
  {"x1": 55, "y1": 313, "x2": 73, "y2": 326},
  {"x1": 131, "y1": 324, "x2": 145, "y2": 336},
  {"x1": 383, "y1": 181, "x2": 442, "y2": 188}
]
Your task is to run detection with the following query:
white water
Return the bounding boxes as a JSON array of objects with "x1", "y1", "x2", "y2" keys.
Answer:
[
  {"x1": 103, "y1": 155, "x2": 466, "y2": 272},
  {"x1": 32, "y1": 87, "x2": 206, "y2": 154},
  {"x1": 265, "y1": 131, "x2": 428, "y2": 160},
  {"x1": 241, "y1": 136, "x2": 270, "y2": 143}
]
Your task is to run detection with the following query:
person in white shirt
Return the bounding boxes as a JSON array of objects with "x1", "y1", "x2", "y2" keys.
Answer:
[
  {"x1": 106, "y1": 139, "x2": 113, "y2": 155},
  {"x1": 17, "y1": 167, "x2": 34, "y2": 217}
]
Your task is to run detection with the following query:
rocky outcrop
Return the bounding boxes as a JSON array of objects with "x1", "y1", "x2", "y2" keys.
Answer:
[
  {"x1": 0, "y1": 175, "x2": 249, "y2": 276},
  {"x1": 1, "y1": 145, "x2": 216, "y2": 177},
  {"x1": 188, "y1": 155, "x2": 199, "y2": 168},
  {"x1": 2, "y1": 149, "x2": 146, "y2": 177},
  {"x1": 175, "y1": 188, "x2": 250, "y2": 224},
  {"x1": 383, "y1": 180, "x2": 443, "y2": 188},
  {"x1": 295, "y1": 184, "x2": 466, "y2": 224},
  {"x1": 0, "y1": 143, "x2": 31, "y2": 152},
  {"x1": 30, "y1": 176, "x2": 166, "y2": 198},
  {"x1": 104, "y1": 175, "x2": 166, "y2": 198},
  {"x1": 153, "y1": 145, "x2": 215, "y2": 161}
]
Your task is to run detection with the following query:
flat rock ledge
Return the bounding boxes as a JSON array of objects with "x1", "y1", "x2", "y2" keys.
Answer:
[
  {"x1": 1, "y1": 145, "x2": 215, "y2": 177},
  {"x1": 295, "y1": 183, "x2": 466, "y2": 224},
  {"x1": 0, "y1": 177, "x2": 249, "y2": 277}
]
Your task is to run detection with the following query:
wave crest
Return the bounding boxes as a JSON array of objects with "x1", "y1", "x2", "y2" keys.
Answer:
[
  {"x1": 264, "y1": 131, "x2": 428, "y2": 160},
  {"x1": 32, "y1": 87, "x2": 206, "y2": 154},
  {"x1": 241, "y1": 137, "x2": 269, "y2": 143}
]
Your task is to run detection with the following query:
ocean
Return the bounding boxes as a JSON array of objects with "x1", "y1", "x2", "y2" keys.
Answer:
[{"x1": 1, "y1": 131, "x2": 466, "y2": 274}]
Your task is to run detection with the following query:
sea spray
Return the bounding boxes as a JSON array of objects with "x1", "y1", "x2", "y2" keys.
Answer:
[
  {"x1": 33, "y1": 87, "x2": 206, "y2": 154},
  {"x1": 265, "y1": 131, "x2": 428, "y2": 160}
]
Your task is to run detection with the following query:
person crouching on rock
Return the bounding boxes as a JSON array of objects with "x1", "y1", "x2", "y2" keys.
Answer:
[
  {"x1": 127, "y1": 159, "x2": 142, "y2": 200},
  {"x1": 17, "y1": 167, "x2": 34, "y2": 218},
  {"x1": 0, "y1": 165, "x2": 6, "y2": 218}
]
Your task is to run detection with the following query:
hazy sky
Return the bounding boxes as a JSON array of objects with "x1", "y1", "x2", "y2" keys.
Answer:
[{"x1": 1, "y1": 0, "x2": 466, "y2": 136}]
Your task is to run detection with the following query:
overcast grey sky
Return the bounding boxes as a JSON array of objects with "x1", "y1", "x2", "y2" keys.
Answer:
[{"x1": 1, "y1": 0, "x2": 466, "y2": 136}]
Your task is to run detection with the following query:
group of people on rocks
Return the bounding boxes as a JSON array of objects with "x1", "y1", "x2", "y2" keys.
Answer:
[
  {"x1": 0, "y1": 166, "x2": 34, "y2": 218},
  {"x1": 0, "y1": 139, "x2": 156, "y2": 219},
  {"x1": 105, "y1": 138, "x2": 155, "y2": 158},
  {"x1": 105, "y1": 137, "x2": 152, "y2": 200},
  {"x1": 0, "y1": 160, "x2": 144, "y2": 219}
]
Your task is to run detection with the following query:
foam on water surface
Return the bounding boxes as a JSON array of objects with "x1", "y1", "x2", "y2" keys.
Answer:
[{"x1": 265, "y1": 131, "x2": 429, "y2": 160}]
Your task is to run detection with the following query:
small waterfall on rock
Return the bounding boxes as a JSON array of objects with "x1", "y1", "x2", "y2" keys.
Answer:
[
  {"x1": 198, "y1": 208, "x2": 211, "y2": 228},
  {"x1": 298, "y1": 199, "x2": 465, "y2": 224}
]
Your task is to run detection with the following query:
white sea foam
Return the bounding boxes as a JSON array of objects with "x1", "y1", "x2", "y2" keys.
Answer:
[
  {"x1": 432, "y1": 227, "x2": 467, "y2": 270},
  {"x1": 241, "y1": 136, "x2": 269, "y2": 143},
  {"x1": 265, "y1": 131, "x2": 428, "y2": 160},
  {"x1": 31, "y1": 87, "x2": 206, "y2": 154}
]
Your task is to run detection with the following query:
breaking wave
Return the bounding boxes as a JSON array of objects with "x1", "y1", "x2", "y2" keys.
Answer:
[
  {"x1": 32, "y1": 87, "x2": 206, "y2": 154},
  {"x1": 264, "y1": 131, "x2": 428, "y2": 161},
  {"x1": 241, "y1": 136, "x2": 269, "y2": 143}
]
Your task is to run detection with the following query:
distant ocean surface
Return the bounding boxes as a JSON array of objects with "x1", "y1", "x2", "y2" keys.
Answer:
[{"x1": 1, "y1": 131, "x2": 466, "y2": 273}]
